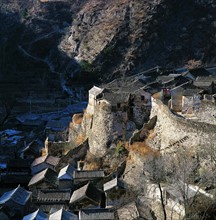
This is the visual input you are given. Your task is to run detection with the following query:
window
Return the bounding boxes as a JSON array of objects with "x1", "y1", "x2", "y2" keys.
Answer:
[
  {"x1": 117, "y1": 103, "x2": 121, "y2": 108},
  {"x1": 141, "y1": 95, "x2": 145, "y2": 101}
]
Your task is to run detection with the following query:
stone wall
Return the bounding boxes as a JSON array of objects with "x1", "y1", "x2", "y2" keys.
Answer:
[
  {"x1": 88, "y1": 101, "x2": 114, "y2": 156},
  {"x1": 69, "y1": 98, "x2": 139, "y2": 157},
  {"x1": 149, "y1": 97, "x2": 216, "y2": 153},
  {"x1": 193, "y1": 100, "x2": 216, "y2": 125}
]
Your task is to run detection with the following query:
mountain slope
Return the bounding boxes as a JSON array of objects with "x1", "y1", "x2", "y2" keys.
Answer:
[{"x1": 61, "y1": 0, "x2": 216, "y2": 80}]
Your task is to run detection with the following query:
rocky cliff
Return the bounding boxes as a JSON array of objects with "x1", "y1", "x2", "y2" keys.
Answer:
[
  {"x1": 61, "y1": 0, "x2": 216, "y2": 80},
  {"x1": 1, "y1": 0, "x2": 216, "y2": 92}
]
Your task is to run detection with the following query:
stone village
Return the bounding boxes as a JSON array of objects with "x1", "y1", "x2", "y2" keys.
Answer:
[{"x1": 0, "y1": 65, "x2": 216, "y2": 219}]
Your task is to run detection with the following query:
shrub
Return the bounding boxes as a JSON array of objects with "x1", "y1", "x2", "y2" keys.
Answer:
[
  {"x1": 115, "y1": 141, "x2": 128, "y2": 156},
  {"x1": 80, "y1": 60, "x2": 93, "y2": 72},
  {"x1": 21, "y1": 8, "x2": 28, "y2": 19},
  {"x1": 104, "y1": 45, "x2": 114, "y2": 55}
]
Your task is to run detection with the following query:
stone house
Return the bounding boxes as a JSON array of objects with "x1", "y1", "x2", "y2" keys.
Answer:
[
  {"x1": 129, "y1": 88, "x2": 152, "y2": 127},
  {"x1": 31, "y1": 155, "x2": 60, "y2": 175},
  {"x1": 157, "y1": 75, "x2": 175, "y2": 90},
  {"x1": 20, "y1": 139, "x2": 44, "y2": 159},
  {"x1": 49, "y1": 208, "x2": 78, "y2": 220},
  {"x1": 69, "y1": 182, "x2": 106, "y2": 210},
  {"x1": 58, "y1": 164, "x2": 76, "y2": 189},
  {"x1": 182, "y1": 89, "x2": 202, "y2": 114},
  {"x1": 98, "y1": 91, "x2": 130, "y2": 112},
  {"x1": 156, "y1": 74, "x2": 191, "y2": 99},
  {"x1": 181, "y1": 67, "x2": 212, "y2": 82},
  {"x1": 79, "y1": 208, "x2": 115, "y2": 220},
  {"x1": 28, "y1": 168, "x2": 58, "y2": 192},
  {"x1": 194, "y1": 76, "x2": 216, "y2": 94},
  {"x1": 86, "y1": 86, "x2": 104, "y2": 115},
  {"x1": 73, "y1": 170, "x2": 105, "y2": 185},
  {"x1": 22, "y1": 209, "x2": 47, "y2": 220},
  {"x1": 45, "y1": 117, "x2": 71, "y2": 142},
  {"x1": 164, "y1": 183, "x2": 199, "y2": 216},
  {"x1": 103, "y1": 177, "x2": 126, "y2": 205},
  {"x1": 34, "y1": 189, "x2": 71, "y2": 214},
  {"x1": 170, "y1": 82, "x2": 202, "y2": 113},
  {"x1": 0, "y1": 185, "x2": 32, "y2": 219}
]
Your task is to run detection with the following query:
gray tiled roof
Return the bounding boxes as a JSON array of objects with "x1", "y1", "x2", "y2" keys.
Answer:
[
  {"x1": 183, "y1": 89, "x2": 202, "y2": 96},
  {"x1": 70, "y1": 183, "x2": 89, "y2": 204},
  {"x1": 28, "y1": 168, "x2": 58, "y2": 187},
  {"x1": 0, "y1": 185, "x2": 31, "y2": 206},
  {"x1": 39, "y1": 204, "x2": 68, "y2": 214},
  {"x1": 194, "y1": 81, "x2": 213, "y2": 87},
  {"x1": 73, "y1": 170, "x2": 104, "y2": 180},
  {"x1": 102, "y1": 92, "x2": 129, "y2": 105},
  {"x1": 157, "y1": 76, "x2": 175, "y2": 84},
  {"x1": 89, "y1": 86, "x2": 104, "y2": 96},
  {"x1": 49, "y1": 208, "x2": 78, "y2": 220},
  {"x1": 79, "y1": 208, "x2": 115, "y2": 220},
  {"x1": 58, "y1": 164, "x2": 76, "y2": 180},
  {"x1": 31, "y1": 155, "x2": 60, "y2": 167},
  {"x1": 70, "y1": 182, "x2": 103, "y2": 205},
  {"x1": 22, "y1": 209, "x2": 47, "y2": 220},
  {"x1": 36, "y1": 189, "x2": 71, "y2": 202},
  {"x1": 189, "y1": 68, "x2": 211, "y2": 77},
  {"x1": 103, "y1": 178, "x2": 125, "y2": 192}
]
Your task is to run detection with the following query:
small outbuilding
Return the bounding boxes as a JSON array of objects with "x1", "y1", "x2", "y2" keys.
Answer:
[
  {"x1": 28, "y1": 168, "x2": 58, "y2": 192},
  {"x1": 69, "y1": 182, "x2": 106, "y2": 210},
  {"x1": 58, "y1": 164, "x2": 76, "y2": 189},
  {"x1": 73, "y1": 170, "x2": 104, "y2": 184}
]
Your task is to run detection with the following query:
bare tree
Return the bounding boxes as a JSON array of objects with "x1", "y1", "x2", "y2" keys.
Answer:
[
  {"x1": 144, "y1": 155, "x2": 167, "y2": 220},
  {"x1": 165, "y1": 147, "x2": 216, "y2": 219}
]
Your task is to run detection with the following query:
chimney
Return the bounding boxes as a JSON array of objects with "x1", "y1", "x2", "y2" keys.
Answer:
[{"x1": 77, "y1": 161, "x2": 85, "y2": 171}]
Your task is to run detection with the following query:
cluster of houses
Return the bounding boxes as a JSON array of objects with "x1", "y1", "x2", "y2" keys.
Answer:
[
  {"x1": 0, "y1": 65, "x2": 216, "y2": 219},
  {"x1": 86, "y1": 66, "x2": 216, "y2": 132},
  {"x1": 0, "y1": 151, "x2": 130, "y2": 220}
]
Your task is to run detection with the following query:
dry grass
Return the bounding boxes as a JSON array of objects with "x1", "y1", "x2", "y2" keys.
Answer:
[
  {"x1": 69, "y1": 122, "x2": 74, "y2": 129},
  {"x1": 41, "y1": 147, "x2": 47, "y2": 156},
  {"x1": 146, "y1": 129, "x2": 156, "y2": 140},
  {"x1": 73, "y1": 113, "x2": 83, "y2": 125},
  {"x1": 85, "y1": 113, "x2": 92, "y2": 119},
  {"x1": 75, "y1": 134, "x2": 86, "y2": 145},
  {"x1": 100, "y1": 101, "x2": 110, "y2": 111},
  {"x1": 84, "y1": 151, "x2": 102, "y2": 170},
  {"x1": 84, "y1": 161, "x2": 101, "y2": 170},
  {"x1": 152, "y1": 92, "x2": 162, "y2": 100},
  {"x1": 130, "y1": 141, "x2": 159, "y2": 157}
]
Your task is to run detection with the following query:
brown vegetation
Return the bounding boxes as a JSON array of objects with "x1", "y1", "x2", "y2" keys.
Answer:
[
  {"x1": 130, "y1": 141, "x2": 159, "y2": 157},
  {"x1": 186, "y1": 59, "x2": 203, "y2": 70},
  {"x1": 73, "y1": 113, "x2": 83, "y2": 125},
  {"x1": 84, "y1": 151, "x2": 102, "y2": 170},
  {"x1": 75, "y1": 134, "x2": 87, "y2": 145}
]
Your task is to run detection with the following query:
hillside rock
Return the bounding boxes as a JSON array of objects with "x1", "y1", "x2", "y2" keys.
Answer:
[
  {"x1": 61, "y1": 0, "x2": 216, "y2": 80},
  {"x1": 1, "y1": 0, "x2": 216, "y2": 100}
]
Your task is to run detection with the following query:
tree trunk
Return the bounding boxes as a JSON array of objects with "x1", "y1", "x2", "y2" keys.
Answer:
[{"x1": 158, "y1": 182, "x2": 167, "y2": 220}]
